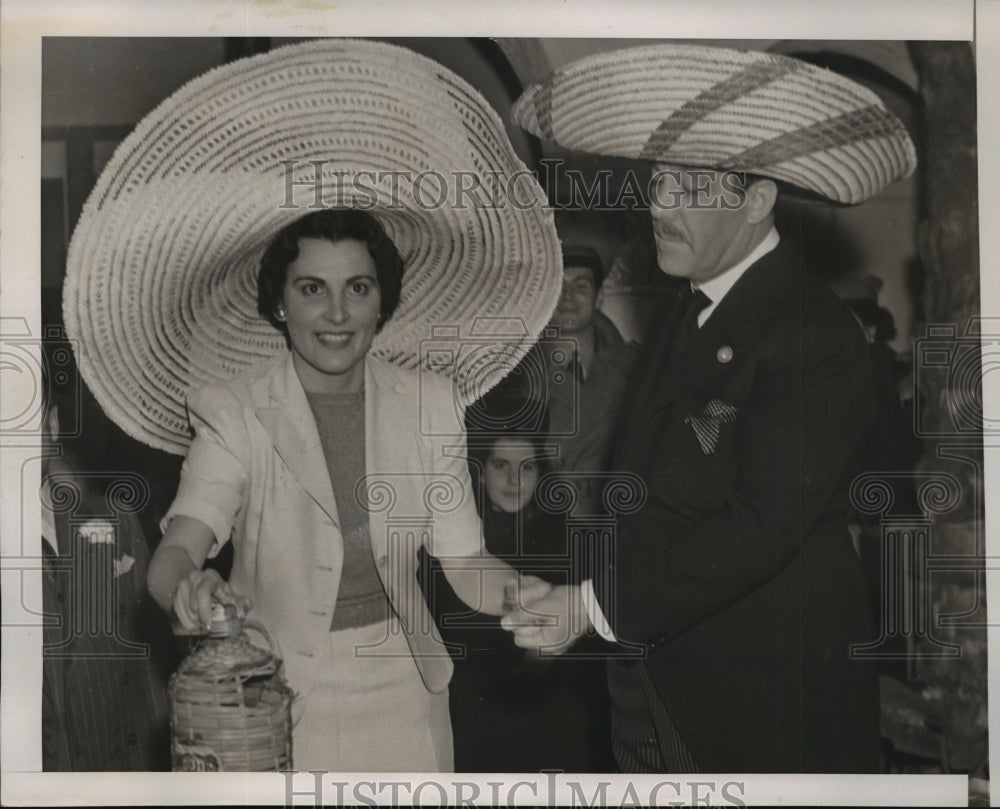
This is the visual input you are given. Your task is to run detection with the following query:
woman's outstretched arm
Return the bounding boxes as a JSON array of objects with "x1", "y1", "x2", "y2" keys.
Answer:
[
  {"x1": 438, "y1": 552, "x2": 549, "y2": 616},
  {"x1": 148, "y1": 515, "x2": 251, "y2": 632}
]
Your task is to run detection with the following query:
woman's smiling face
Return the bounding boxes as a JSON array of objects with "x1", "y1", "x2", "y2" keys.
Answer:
[{"x1": 281, "y1": 237, "x2": 382, "y2": 394}]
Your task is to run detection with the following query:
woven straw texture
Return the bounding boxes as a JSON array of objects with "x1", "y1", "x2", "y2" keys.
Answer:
[
  {"x1": 170, "y1": 628, "x2": 293, "y2": 771},
  {"x1": 512, "y1": 43, "x2": 916, "y2": 204},
  {"x1": 65, "y1": 38, "x2": 562, "y2": 454}
]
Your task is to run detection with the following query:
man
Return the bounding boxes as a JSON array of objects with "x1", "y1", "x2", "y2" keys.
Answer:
[
  {"x1": 40, "y1": 354, "x2": 172, "y2": 770},
  {"x1": 504, "y1": 243, "x2": 636, "y2": 512},
  {"x1": 503, "y1": 43, "x2": 917, "y2": 773}
]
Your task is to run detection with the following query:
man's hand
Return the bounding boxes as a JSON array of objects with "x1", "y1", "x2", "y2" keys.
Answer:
[
  {"x1": 500, "y1": 583, "x2": 590, "y2": 655},
  {"x1": 502, "y1": 573, "x2": 552, "y2": 612}
]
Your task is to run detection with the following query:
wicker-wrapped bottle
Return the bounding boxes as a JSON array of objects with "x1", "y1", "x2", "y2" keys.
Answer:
[{"x1": 169, "y1": 603, "x2": 294, "y2": 771}]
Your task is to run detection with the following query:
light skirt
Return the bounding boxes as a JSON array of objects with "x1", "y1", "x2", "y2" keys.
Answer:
[{"x1": 290, "y1": 620, "x2": 453, "y2": 772}]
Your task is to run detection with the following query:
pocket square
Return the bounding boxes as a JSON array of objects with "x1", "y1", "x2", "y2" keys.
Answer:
[
  {"x1": 684, "y1": 399, "x2": 739, "y2": 455},
  {"x1": 114, "y1": 553, "x2": 136, "y2": 578}
]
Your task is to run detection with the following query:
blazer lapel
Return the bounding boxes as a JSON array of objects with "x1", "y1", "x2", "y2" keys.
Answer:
[
  {"x1": 363, "y1": 357, "x2": 409, "y2": 564},
  {"x1": 254, "y1": 355, "x2": 340, "y2": 525}
]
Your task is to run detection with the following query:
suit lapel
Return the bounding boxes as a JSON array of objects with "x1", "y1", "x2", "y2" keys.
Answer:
[
  {"x1": 254, "y1": 355, "x2": 340, "y2": 524},
  {"x1": 614, "y1": 288, "x2": 685, "y2": 457}
]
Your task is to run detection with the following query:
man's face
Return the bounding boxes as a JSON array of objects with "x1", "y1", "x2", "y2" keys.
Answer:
[
  {"x1": 551, "y1": 264, "x2": 599, "y2": 336},
  {"x1": 649, "y1": 163, "x2": 757, "y2": 283}
]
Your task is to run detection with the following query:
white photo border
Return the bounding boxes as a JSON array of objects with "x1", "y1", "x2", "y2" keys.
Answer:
[{"x1": 1, "y1": 1, "x2": 988, "y2": 805}]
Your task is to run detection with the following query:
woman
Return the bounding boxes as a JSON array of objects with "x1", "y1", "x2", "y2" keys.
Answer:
[
  {"x1": 63, "y1": 38, "x2": 562, "y2": 773},
  {"x1": 429, "y1": 390, "x2": 615, "y2": 772},
  {"x1": 148, "y1": 208, "x2": 520, "y2": 771}
]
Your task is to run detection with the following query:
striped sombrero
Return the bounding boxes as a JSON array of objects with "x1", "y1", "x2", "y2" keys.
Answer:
[
  {"x1": 512, "y1": 43, "x2": 916, "y2": 204},
  {"x1": 64, "y1": 38, "x2": 561, "y2": 455}
]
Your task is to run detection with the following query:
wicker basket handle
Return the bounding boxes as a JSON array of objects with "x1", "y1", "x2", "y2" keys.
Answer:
[
  {"x1": 241, "y1": 617, "x2": 285, "y2": 663},
  {"x1": 207, "y1": 602, "x2": 285, "y2": 663}
]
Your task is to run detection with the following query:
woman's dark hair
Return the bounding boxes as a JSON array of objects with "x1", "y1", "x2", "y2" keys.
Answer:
[{"x1": 257, "y1": 208, "x2": 405, "y2": 333}]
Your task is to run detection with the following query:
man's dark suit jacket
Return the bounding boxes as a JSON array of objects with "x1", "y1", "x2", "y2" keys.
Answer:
[
  {"x1": 597, "y1": 239, "x2": 881, "y2": 773},
  {"x1": 42, "y1": 470, "x2": 173, "y2": 770}
]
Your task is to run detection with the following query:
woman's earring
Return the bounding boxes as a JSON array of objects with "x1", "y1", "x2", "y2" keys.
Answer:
[{"x1": 276, "y1": 306, "x2": 286, "y2": 321}]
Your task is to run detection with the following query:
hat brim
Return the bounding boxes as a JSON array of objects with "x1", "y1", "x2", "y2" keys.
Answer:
[
  {"x1": 512, "y1": 43, "x2": 916, "y2": 204},
  {"x1": 65, "y1": 39, "x2": 562, "y2": 454}
]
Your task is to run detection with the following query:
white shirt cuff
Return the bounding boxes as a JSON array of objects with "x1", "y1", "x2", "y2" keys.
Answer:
[{"x1": 581, "y1": 578, "x2": 616, "y2": 642}]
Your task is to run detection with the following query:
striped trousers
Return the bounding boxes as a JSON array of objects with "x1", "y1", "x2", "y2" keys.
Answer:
[{"x1": 607, "y1": 660, "x2": 701, "y2": 773}]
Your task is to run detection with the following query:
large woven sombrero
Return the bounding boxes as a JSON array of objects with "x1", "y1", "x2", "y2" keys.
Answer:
[
  {"x1": 65, "y1": 38, "x2": 561, "y2": 455},
  {"x1": 512, "y1": 43, "x2": 916, "y2": 204}
]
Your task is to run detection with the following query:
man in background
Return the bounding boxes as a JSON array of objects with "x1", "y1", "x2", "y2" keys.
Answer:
[
  {"x1": 40, "y1": 349, "x2": 172, "y2": 770},
  {"x1": 500, "y1": 243, "x2": 637, "y2": 514}
]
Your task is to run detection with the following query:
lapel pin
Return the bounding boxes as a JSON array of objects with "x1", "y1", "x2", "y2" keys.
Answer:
[{"x1": 717, "y1": 345, "x2": 733, "y2": 364}]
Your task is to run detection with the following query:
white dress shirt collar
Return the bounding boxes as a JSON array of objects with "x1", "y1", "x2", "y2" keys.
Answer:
[{"x1": 693, "y1": 226, "x2": 780, "y2": 326}]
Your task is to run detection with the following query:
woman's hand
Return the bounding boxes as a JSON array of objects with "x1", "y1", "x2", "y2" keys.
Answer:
[{"x1": 172, "y1": 568, "x2": 252, "y2": 634}]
